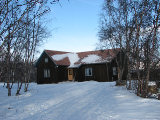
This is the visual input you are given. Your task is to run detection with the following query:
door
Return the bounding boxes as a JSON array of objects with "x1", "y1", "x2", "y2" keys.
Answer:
[{"x1": 68, "y1": 69, "x2": 73, "y2": 80}]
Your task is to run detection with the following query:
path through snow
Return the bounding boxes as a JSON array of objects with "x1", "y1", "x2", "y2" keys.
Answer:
[{"x1": 0, "y1": 81, "x2": 160, "y2": 120}]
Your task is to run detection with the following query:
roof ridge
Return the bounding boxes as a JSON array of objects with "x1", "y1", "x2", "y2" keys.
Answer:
[
  {"x1": 44, "y1": 48, "x2": 120, "y2": 54},
  {"x1": 44, "y1": 49, "x2": 71, "y2": 53},
  {"x1": 76, "y1": 48, "x2": 120, "y2": 54}
]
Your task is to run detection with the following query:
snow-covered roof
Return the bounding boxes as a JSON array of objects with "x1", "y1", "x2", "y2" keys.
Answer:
[
  {"x1": 81, "y1": 55, "x2": 101, "y2": 64},
  {"x1": 44, "y1": 48, "x2": 120, "y2": 67},
  {"x1": 68, "y1": 64, "x2": 81, "y2": 68},
  {"x1": 52, "y1": 53, "x2": 79, "y2": 67}
]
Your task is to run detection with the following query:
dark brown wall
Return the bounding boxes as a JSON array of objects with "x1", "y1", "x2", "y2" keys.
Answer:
[
  {"x1": 57, "y1": 65, "x2": 68, "y2": 82},
  {"x1": 36, "y1": 52, "x2": 68, "y2": 84},
  {"x1": 131, "y1": 69, "x2": 160, "y2": 82},
  {"x1": 75, "y1": 62, "x2": 118, "y2": 82},
  {"x1": 150, "y1": 69, "x2": 160, "y2": 81}
]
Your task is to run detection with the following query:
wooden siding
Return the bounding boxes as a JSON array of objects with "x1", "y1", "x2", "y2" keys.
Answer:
[
  {"x1": 57, "y1": 65, "x2": 68, "y2": 82},
  {"x1": 36, "y1": 52, "x2": 68, "y2": 84},
  {"x1": 131, "y1": 69, "x2": 160, "y2": 82},
  {"x1": 74, "y1": 61, "x2": 118, "y2": 82}
]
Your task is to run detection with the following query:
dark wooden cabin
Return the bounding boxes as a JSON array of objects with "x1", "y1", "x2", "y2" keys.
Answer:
[{"x1": 36, "y1": 48, "x2": 127, "y2": 84}]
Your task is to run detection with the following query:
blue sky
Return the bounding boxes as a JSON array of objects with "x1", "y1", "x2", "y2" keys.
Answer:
[{"x1": 40, "y1": 0, "x2": 104, "y2": 53}]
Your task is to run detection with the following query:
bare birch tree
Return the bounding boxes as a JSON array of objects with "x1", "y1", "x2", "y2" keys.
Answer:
[
  {"x1": 98, "y1": 0, "x2": 160, "y2": 97},
  {"x1": 0, "y1": 0, "x2": 59, "y2": 96}
]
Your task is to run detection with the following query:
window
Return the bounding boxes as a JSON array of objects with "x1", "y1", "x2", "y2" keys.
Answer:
[
  {"x1": 113, "y1": 67, "x2": 117, "y2": 75},
  {"x1": 85, "y1": 68, "x2": 92, "y2": 76},
  {"x1": 44, "y1": 69, "x2": 50, "y2": 78},
  {"x1": 69, "y1": 69, "x2": 73, "y2": 75},
  {"x1": 45, "y1": 58, "x2": 48, "y2": 63}
]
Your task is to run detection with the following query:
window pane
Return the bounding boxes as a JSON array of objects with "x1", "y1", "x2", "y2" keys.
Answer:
[
  {"x1": 113, "y1": 67, "x2": 117, "y2": 75},
  {"x1": 44, "y1": 69, "x2": 50, "y2": 78},
  {"x1": 89, "y1": 68, "x2": 92, "y2": 76},
  {"x1": 69, "y1": 69, "x2": 72, "y2": 75},
  {"x1": 44, "y1": 69, "x2": 46, "y2": 78},
  {"x1": 45, "y1": 58, "x2": 48, "y2": 63},
  {"x1": 85, "y1": 68, "x2": 88, "y2": 76},
  {"x1": 89, "y1": 69, "x2": 91, "y2": 75},
  {"x1": 85, "y1": 68, "x2": 92, "y2": 76},
  {"x1": 47, "y1": 69, "x2": 50, "y2": 78}
]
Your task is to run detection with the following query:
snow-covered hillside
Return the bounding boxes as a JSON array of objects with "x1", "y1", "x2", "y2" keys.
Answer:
[{"x1": 0, "y1": 81, "x2": 160, "y2": 120}]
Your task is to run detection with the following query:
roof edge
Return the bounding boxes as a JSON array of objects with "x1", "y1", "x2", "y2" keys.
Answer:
[
  {"x1": 35, "y1": 50, "x2": 58, "y2": 67},
  {"x1": 44, "y1": 50, "x2": 58, "y2": 66}
]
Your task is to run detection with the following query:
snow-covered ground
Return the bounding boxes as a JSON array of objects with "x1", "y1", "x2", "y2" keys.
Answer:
[{"x1": 0, "y1": 81, "x2": 160, "y2": 120}]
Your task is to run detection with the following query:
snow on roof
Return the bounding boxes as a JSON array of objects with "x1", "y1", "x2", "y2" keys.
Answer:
[
  {"x1": 68, "y1": 64, "x2": 81, "y2": 68},
  {"x1": 52, "y1": 53, "x2": 106, "y2": 67},
  {"x1": 81, "y1": 55, "x2": 101, "y2": 64},
  {"x1": 52, "y1": 53, "x2": 79, "y2": 66},
  {"x1": 44, "y1": 48, "x2": 120, "y2": 66}
]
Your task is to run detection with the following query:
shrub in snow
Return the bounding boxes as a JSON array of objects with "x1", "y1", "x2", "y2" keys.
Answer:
[
  {"x1": 148, "y1": 82, "x2": 158, "y2": 98},
  {"x1": 116, "y1": 80, "x2": 126, "y2": 86}
]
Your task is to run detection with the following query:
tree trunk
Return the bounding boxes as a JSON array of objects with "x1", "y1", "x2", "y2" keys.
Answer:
[
  {"x1": 145, "y1": 67, "x2": 150, "y2": 97},
  {"x1": 7, "y1": 82, "x2": 11, "y2": 96},
  {"x1": 116, "y1": 67, "x2": 124, "y2": 86},
  {"x1": 16, "y1": 80, "x2": 23, "y2": 95}
]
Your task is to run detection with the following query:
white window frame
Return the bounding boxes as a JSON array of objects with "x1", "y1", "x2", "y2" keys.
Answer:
[
  {"x1": 113, "y1": 67, "x2": 117, "y2": 75},
  {"x1": 85, "y1": 68, "x2": 92, "y2": 76},
  {"x1": 45, "y1": 58, "x2": 48, "y2": 63},
  {"x1": 44, "y1": 69, "x2": 50, "y2": 78}
]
